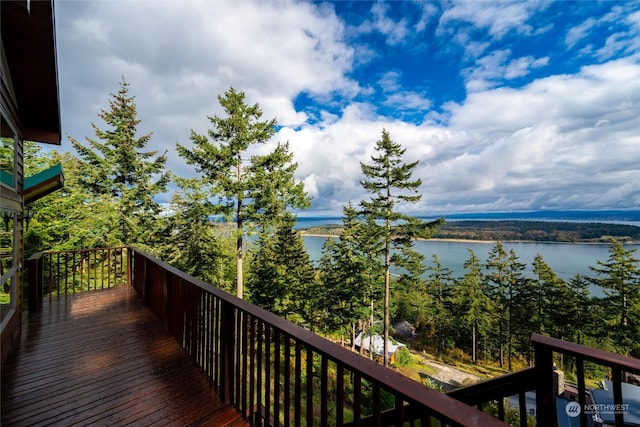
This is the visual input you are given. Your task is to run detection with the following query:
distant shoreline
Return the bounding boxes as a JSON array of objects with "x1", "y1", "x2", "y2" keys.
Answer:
[{"x1": 299, "y1": 232, "x2": 640, "y2": 245}]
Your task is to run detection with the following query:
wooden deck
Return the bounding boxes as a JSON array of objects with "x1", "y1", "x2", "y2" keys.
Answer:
[{"x1": 1, "y1": 286, "x2": 248, "y2": 427}]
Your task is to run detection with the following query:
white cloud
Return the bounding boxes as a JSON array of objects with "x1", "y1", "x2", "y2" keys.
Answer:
[
  {"x1": 463, "y1": 50, "x2": 550, "y2": 91},
  {"x1": 57, "y1": 0, "x2": 359, "y2": 178},
  {"x1": 55, "y1": 0, "x2": 640, "y2": 215},
  {"x1": 280, "y1": 57, "x2": 640, "y2": 214},
  {"x1": 438, "y1": 0, "x2": 550, "y2": 40}
]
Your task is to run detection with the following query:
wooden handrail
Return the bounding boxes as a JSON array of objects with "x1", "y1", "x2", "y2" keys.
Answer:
[
  {"x1": 447, "y1": 367, "x2": 537, "y2": 405},
  {"x1": 130, "y1": 246, "x2": 507, "y2": 427},
  {"x1": 25, "y1": 245, "x2": 640, "y2": 426},
  {"x1": 448, "y1": 334, "x2": 640, "y2": 427},
  {"x1": 531, "y1": 333, "x2": 640, "y2": 375},
  {"x1": 27, "y1": 247, "x2": 130, "y2": 312}
]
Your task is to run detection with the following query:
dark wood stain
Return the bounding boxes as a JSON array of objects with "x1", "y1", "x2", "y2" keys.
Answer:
[{"x1": 1, "y1": 286, "x2": 248, "y2": 427}]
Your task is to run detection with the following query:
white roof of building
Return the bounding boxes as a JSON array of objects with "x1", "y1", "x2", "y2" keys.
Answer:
[{"x1": 354, "y1": 333, "x2": 406, "y2": 357}]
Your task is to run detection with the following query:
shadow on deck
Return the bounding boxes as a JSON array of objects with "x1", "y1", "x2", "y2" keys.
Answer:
[{"x1": 1, "y1": 286, "x2": 247, "y2": 427}]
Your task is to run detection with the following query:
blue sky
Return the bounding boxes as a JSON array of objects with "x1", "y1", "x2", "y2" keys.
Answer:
[{"x1": 55, "y1": 0, "x2": 640, "y2": 215}]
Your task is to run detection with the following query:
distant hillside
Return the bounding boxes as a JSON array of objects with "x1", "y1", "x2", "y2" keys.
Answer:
[
  {"x1": 433, "y1": 220, "x2": 640, "y2": 243},
  {"x1": 300, "y1": 220, "x2": 640, "y2": 243}
]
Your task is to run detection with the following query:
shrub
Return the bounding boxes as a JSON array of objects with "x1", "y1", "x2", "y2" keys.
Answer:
[{"x1": 393, "y1": 347, "x2": 412, "y2": 367}]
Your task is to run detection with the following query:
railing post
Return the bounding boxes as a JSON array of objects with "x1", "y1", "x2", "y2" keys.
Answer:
[
  {"x1": 611, "y1": 367, "x2": 625, "y2": 427},
  {"x1": 27, "y1": 252, "x2": 43, "y2": 313},
  {"x1": 220, "y1": 300, "x2": 236, "y2": 404},
  {"x1": 126, "y1": 247, "x2": 132, "y2": 288},
  {"x1": 535, "y1": 341, "x2": 557, "y2": 427}
]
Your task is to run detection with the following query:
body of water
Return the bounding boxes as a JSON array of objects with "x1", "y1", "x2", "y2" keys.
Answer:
[
  {"x1": 296, "y1": 214, "x2": 640, "y2": 294},
  {"x1": 303, "y1": 235, "x2": 640, "y2": 281}
]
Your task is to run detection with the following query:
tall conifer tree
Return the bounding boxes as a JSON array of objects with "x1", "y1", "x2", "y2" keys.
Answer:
[
  {"x1": 359, "y1": 129, "x2": 441, "y2": 366},
  {"x1": 590, "y1": 239, "x2": 640, "y2": 355},
  {"x1": 69, "y1": 78, "x2": 170, "y2": 249},
  {"x1": 177, "y1": 87, "x2": 309, "y2": 298}
]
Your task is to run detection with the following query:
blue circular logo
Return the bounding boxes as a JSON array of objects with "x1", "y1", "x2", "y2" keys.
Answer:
[{"x1": 566, "y1": 401, "x2": 581, "y2": 417}]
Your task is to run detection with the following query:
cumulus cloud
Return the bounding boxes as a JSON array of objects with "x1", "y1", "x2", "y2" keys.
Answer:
[
  {"x1": 55, "y1": 0, "x2": 640, "y2": 215},
  {"x1": 438, "y1": 0, "x2": 550, "y2": 41},
  {"x1": 281, "y1": 57, "x2": 639, "y2": 214},
  {"x1": 56, "y1": 0, "x2": 363, "y2": 187},
  {"x1": 463, "y1": 50, "x2": 550, "y2": 92}
]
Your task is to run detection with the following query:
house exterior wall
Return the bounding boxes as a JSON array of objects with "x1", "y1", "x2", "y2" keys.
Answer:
[
  {"x1": 1, "y1": 0, "x2": 60, "y2": 366},
  {"x1": 0, "y1": 59, "x2": 25, "y2": 365}
]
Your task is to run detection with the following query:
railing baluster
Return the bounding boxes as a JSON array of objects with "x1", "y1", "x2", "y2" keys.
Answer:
[
  {"x1": 241, "y1": 311, "x2": 249, "y2": 417},
  {"x1": 274, "y1": 329, "x2": 281, "y2": 427},
  {"x1": 257, "y1": 320, "x2": 263, "y2": 427},
  {"x1": 518, "y1": 391, "x2": 526, "y2": 427},
  {"x1": 294, "y1": 341, "x2": 302, "y2": 427},
  {"x1": 576, "y1": 357, "x2": 588, "y2": 427},
  {"x1": 284, "y1": 336, "x2": 291, "y2": 427},
  {"x1": 265, "y1": 325, "x2": 271, "y2": 427},
  {"x1": 497, "y1": 398, "x2": 504, "y2": 420},
  {"x1": 372, "y1": 383, "x2": 381, "y2": 426},
  {"x1": 535, "y1": 341, "x2": 557, "y2": 427},
  {"x1": 354, "y1": 374, "x2": 362, "y2": 426},
  {"x1": 214, "y1": 297, "x2": 220, "y2": 387},
  {"x1": 612, "y1": 366, "x2": 624, "y2": 427},
  {"x1": 336, "y1": 365, "x2": 344, "y2": 427},
  {"x1": 236, "y1": 308, "x2": 242, "y2": 407},
  {"x1": 306, "y1": 347, "x2": 313, "y2": 426},
  {"x1": 94, "y1": 249, "x2": 98, "y2": 290},
  {"x1": 249, "y1": 315, "x2": 256, "y2": 423},
  {"x1": 394, "y1": 396, "x2": 404, "y2": 427},
  {"x1": 320, "y1": 356, "x2": 328, "y2": 427}
]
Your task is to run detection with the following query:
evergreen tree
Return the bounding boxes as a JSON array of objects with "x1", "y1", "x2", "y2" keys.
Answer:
[
  {"x1": 485, "y1": 241, "x2": 510, "y2": 368},
  {"x1": 589, "y1": 239, "x2": 640, "y2": 356},
  {"x1": 248, "y1": 214, "x2": 316, "y2": 323},
  {"x1": 26, "y1": 150, "x2": 121, "y2": 253},
  {"x1": 566, "y1": 274, "x2": 591, "y2": 346},
  {"x1": 160, "y1": 177, "x2": 236, "y2": 292},
  {"x1": 359, "y1": 129, "x2": 441, "y2": 366},
  {"x1": 177, "y1": 87, "x2": 309, "y2": 299},
  {"x1": 68, "y1": 78, "x2": 170, "y2": 250},
  {"x1": 505, "y1": 249, "x2": 527, "y2": 370},
  {"x1": 318, "y1": 202, "x2": 371, "y2": 345},
  {"x1": 425, "y1": 254, "x2": 453, "y2": 354},
  {"x1": 531, "y1": 254, "x2": 570, "y2": 339},
  {"x1": 452, "y1": 249, "x2": 493, "y2": 363}
]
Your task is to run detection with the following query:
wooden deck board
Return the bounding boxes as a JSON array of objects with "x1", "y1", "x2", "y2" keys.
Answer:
[{"x1": 1, "y1": 286, "x2": 247, "y2": 427}]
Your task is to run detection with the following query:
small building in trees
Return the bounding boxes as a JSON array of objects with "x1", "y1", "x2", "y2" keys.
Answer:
[
  {"x1": 1, "y1": 0, "x2": 62, "y2": 364},
  {"x1": 354, "y1": 332, "x2": 407, "y2": 365}
]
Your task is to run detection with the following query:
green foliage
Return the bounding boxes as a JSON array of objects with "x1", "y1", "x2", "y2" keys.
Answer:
[
  {"x1": 433, "y1": 220, "x2": 640, "y2": 242},
  {"x1": 359, "y1": 128, "x2": 440, "y2": 366},
  {"x1": 318, "y1": 202, "x2": 383, "y2": 344},
  {"x1": 248, "y1": 214, "x2": 316, "y2": 324},
  {"x1": 589, "y1": 239, "x2": 640, "y2": 356},
  {"x1": 68, "y1": 78, "x2": 170, "y2": 251},
  {"x1": 176, "y1": 87, "x2": 310, "y2": 298},
  {"x1": 450, "y1": 249, "x2": 494, "y2": 363},
  {"x1": 393, "y1": 346, "x2": 412, "y2": 367},
  {"x1": 25, "y1": 149, "x2": 122, "y2": 255},
  {"x1": 158, "y1": 177, "x2": 236, "y2": 292}
]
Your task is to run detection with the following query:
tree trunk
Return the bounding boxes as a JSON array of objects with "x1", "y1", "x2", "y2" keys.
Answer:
[
  {"x1": 236, "y1": 153, "x2": 243, "y2": 299},
  {"x1": 472, "y1": 322, "x2": 477, "y2": 363}
]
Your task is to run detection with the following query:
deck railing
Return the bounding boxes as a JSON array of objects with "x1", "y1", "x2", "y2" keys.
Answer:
[
  {"x1": 29, "y1": 246, "x2": 638, "y2": 426},
  {"x1": 448, "y1": 334, "x2": 640, "y2": 427},
  {"x1": 27, "y1": 246, "x2": 505, "y2": 426},
  {"x1": 130, "y1": 247, "x2": 506, "y2": 427},
  {"x1": 26, "y1": 247, "x2": 130, "y2": 312}
]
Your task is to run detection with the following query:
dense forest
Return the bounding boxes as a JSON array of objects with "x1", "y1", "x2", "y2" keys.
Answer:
[
  {"x1": 16, "y1": 81, "x2": 640, "y2": 379},
  {"x1": 301, "y1": 220, "x2": 640, "y2": 243}
]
